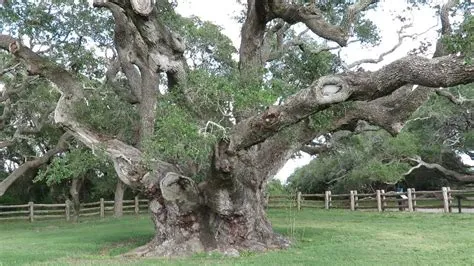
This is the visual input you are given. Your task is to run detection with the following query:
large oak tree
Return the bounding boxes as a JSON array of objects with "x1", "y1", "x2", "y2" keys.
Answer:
[{"x1": 1, "y1": 0, "x2": 473, "y2": 257}]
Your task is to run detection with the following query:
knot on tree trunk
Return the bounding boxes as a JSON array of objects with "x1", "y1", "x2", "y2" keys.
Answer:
[
  {"x1": 131, "y1": 0, "x2": 155, "y2": 16},
  {"x1": 160, "y1": 172, "x2": 201, "y2": 213},
  {"x1": 315, "y1": 76, "x2": 350, "y2": 103},
  {"x1": 8, "y1": 41, "x2": 20, "y2": 54}
]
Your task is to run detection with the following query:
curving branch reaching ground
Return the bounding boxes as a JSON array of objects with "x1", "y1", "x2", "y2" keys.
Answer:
[
  {"x1": 0, "y1": 132, "x2": 71, "y2": 197},
  {"x1": 405, "y1": 156, "x2": 474, "y2": 182}
]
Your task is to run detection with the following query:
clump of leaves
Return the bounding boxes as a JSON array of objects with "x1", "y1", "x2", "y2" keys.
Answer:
[
  {"x1": 444, "y1": 14, "x2": 474, "y2": 64},
  {"x1": 144, "y1": 94, "x2": 222, "y2": 179},
  {"x1": 73, "y1": 85, "x2": 139, "y2": 144},
  {"x1": 35, "y1": 148, "x2": 111, "y2": 186}
]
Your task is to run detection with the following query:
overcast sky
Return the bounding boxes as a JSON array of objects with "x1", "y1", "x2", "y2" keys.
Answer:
[{"x1": 175, "y1": 1, "x2": 465, "y2": 183}]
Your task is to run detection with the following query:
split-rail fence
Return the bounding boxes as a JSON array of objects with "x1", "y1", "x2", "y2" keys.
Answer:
[
  {"x1": 2, "y1": 187, "x2": 474, "y2": 222},
  {"x1": 267, "y1": 187, "x2": 474, "y2": 213},
  {"x1": 0, "y1": 196, "x2": 149, "y2": 222}
]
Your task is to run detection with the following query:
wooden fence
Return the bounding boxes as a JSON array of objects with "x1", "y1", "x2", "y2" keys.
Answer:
[
  {"x1": 267, "y1": 187, "x2": 474, "y2": 213},
  {"x1": 3, "y1": 187, "x2": 474, "y2": 222},
  {"x1": 0, "y1": 196, "x2": 149, "y2": 222}
]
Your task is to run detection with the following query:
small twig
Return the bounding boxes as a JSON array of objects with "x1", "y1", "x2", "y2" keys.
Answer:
[
  {"x1": 436, "y1": 88, "x2": 474, "y2": 105},
  {"x1": 346, "y1": 22, "x2": 438, "y2": 69},
  {"x1": 0, "y1": 62, "x2": 21, "y2": 77}
]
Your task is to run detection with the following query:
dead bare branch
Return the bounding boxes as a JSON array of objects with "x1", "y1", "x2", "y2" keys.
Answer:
[{"x1": 346, "y1": 22, "x2": 438, "y2": 69}]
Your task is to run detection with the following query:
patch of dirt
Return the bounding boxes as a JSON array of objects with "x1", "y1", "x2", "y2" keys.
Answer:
[{"x1": 99, "y1": 239, "x2": 139, "y2": 256}]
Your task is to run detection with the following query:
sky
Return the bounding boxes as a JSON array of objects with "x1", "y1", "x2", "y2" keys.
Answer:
[{"x1": 175, "y1": 0, "x2": 459, "y2": 183}]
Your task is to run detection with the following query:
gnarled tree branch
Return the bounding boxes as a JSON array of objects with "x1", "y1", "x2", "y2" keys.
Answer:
[
  {"x1": 0, "y1": 34, "x2": 179, "y2": 192},
  {"x1": 405, "y1": 155, "x2": 474, "y2": 182},
  {"x1": 268, "y1": 0, "x2": 378, "y2": 46},
  {"x1": 0, "y1": 132, "x2": 71, "y2": 197},
  {"x1": 229, "y1": 54, "x2": 474, "y2": 152}
]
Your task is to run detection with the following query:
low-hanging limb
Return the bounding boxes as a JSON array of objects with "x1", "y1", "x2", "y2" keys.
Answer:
[
  {"x1": 0, "y1": 34, "x2": 180, "y2": 192},
  {"x1": 0, "y1": 132, "x2": 71, "y2": 197},
  {"x1": 405, "y1": 156, "x2": 474, "y2": 182}
]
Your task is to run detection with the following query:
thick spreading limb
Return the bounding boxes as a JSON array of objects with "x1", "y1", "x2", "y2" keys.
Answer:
[
  {"x1": 0, "y1": 132, "x2": 71, "y2": 197},
  {"x1": 229, "y1": 54, "x2": 474, "y2": 152},
  {"x1": 268, "y1": 0, "x2": 378, "y2": 46},
  {"x1": 0, "y1": 35, "x2": 179, "y2": 190}
]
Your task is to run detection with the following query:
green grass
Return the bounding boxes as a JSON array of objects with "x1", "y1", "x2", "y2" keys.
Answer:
[{"x1": 1, "y1": 209, "x2": 474, "y2": 265}]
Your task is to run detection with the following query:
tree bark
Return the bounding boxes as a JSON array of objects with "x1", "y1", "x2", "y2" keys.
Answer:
[
  {"x1": 1, "y1": 0, "x2": 472, "y2": 258},
  {"x1": 0, "y1": 133, "x2": 70, "y2": 197},
  {"x1": 114, "y1": 180, "x2": 126, "y2": 217},
  {"x1": 69, "y1": 177, "x2": 84, "y2": 223},
  {"x1": 406, "y1": 156, "x2": 474, "y2": 182}
]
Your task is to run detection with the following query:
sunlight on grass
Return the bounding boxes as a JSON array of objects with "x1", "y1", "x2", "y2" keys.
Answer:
[{"x1": 1, "y1": 210, "x2": 474, "y2": 265}]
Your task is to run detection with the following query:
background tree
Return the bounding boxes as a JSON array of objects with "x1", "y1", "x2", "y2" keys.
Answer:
[
  {"x1": 288, "y1": 83, "x2": 474, "y2": 193},
  {"x1": 0, "y1": 0, "x2": 473, "y2": 257}
]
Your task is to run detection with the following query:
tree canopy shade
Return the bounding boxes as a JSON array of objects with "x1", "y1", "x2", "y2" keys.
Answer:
[{"x1": 0, "y1": 0, "x2": 473, "y2": 257}]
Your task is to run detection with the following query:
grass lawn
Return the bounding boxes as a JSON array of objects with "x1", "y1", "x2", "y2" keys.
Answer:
[{"x1": 1, "y1": 209, "x2": 474, "y2": 265}]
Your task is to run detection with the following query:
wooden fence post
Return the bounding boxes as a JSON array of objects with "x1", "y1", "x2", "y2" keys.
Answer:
[
  {"x1": 381, "y1": 190, "x2": 386, "y2": 211},
  {"x1": 28, "y1": 201, "x2": 34, "y2": 222},
  {"x1": 376, "y1": 190, "x2": 382, "y2": 212},
  {"x1": 407, "y1": 188, "x2": 413, "y2": 212},
  {"x1": 328, "y1": 191, "x2": 332, "y2": 209},
  {"x1": 65, "y1": 200, "x2": 71, "y2": 222},
  {"x1": 354, "y1": 190, "x2": 358, "y2": 210},
  {"x1": 457, "y1": 196, "x2": 462, "y2": 213},
  {"x1": 135, "y1": 196, "x2": 139, "y2": 215},
  {"x1": 296, "y1": 192, "x2": 302, "y2": 211},
  {"x1": 100, "y1": 198, "x2": 105, "y2": 218},
  {"x1": 447, "y1": 187, "x2": 452, "y2": 213},
  {"x1": 442, "y1": 187, "x2": 449, "y2": 213},
  {"x1": 412, "y1": 188, "x2": 417, "y2": 211},
  {"x1": 325, "y1": 191, "x2": 330, "y2": 210},
  {"x1": 350, "y1": 191, "x2": 355, "y2": 211}
]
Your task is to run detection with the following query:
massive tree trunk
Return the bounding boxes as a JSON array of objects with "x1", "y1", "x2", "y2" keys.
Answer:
[
  {"x1": 114, "y1": 180, "x2": 126, "y2": 217},
  {"x1": 69, "y1": 177, "x2": 84, "y2": 222},
  {"x1": 1, "y1": 0, "x2": 472, "y2": 258}
]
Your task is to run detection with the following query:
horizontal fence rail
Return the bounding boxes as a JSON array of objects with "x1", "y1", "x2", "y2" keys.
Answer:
[
  {"x1": 266, "y1": 187, "x2": 474, "y2": 214},
  {"x1": 2, "y1": 187, "x2": 474, "y2": 222},
  {"x1": 0, "y1": 196, "x2": 149, "y2": 222}
]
